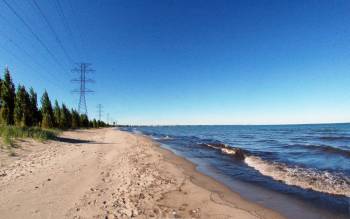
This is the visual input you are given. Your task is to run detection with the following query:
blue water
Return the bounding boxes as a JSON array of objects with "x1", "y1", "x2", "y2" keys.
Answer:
[{"x1": 123, "y1": 124, "x2": 350, "y2": 219}]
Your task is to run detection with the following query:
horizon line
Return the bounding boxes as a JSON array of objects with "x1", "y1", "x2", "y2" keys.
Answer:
[{"x1": 117, "y1": 121, "x2": 350, "y2": 127}]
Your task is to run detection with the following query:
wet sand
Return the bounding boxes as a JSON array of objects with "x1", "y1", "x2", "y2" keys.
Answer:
[{"x1": 0, "y1": 128, "x2": 283, "y2": 218}]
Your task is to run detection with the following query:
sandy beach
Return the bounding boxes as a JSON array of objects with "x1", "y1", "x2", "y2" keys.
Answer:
[{"x1": 0, "y1": 128, "x2": 283, "y2": 219}]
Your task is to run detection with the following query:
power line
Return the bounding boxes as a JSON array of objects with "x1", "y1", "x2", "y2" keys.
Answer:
[
  {"x1": 71, "y1": 63, "x2": 94, "y2": 115},
  {"x1": 0, "y1": 40, "x2": 63, "y2": 90},
  {"x1": 30, "y1": 0, "x2": 74, "y2": 64},
  {"x1": 54, "y1": 0, "x2": 81, "y2": 59},
  {"x1": 0, "y1": 29, "x2": 66, "y2": 87},
  {"x1": 0, "y1": 13, "x2": 63, "y2": 83},
  {"x1": 0, "y1": 13, "x2": 35, "y2": 47},
  {"x1": 0, "y1": 2, "x2": 73, "y2": 87},
  {"x1": 1, "y1": 0, "x2": 66, "y2": 71},
  {"x1": 0, "y1": 37, "x2": 63, "y2": 89}
]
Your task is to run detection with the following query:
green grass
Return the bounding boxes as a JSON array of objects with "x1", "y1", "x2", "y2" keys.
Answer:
[
  {"x1": 0, "y1": 125, "x2": 59, "y2": 143},
  {"x1": 0, "y1": 126, "x2": 59, "y2": 156}
]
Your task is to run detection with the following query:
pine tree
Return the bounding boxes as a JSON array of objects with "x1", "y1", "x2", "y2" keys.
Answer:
[
  {"x1": 37, "y1": 109, "x2": 42, "y2": 127},
  {"x1": 40, "y1": 90, "x2": 54, "y2": 128},
  {"x1": 0, "y1": 77, "x2": 2, "y2": 109},
  {"x1": 21, "y1": 86, "x2": 31, "y2": 126},
  {"x1": 1, "y1": 67, "x2": 15, "y2": 125},
  {"x1": 0, "y1": 67, "x2": 98, "y2": 129},
  {"x1": 80, "y1": 114, "x2": 89, "y2": 128},
  {"x1": 71, "y1": 109, "x2": 80, "y2": 129},
  {"x1": 53, "y1": 100, "x2": 61, "y2": 128},
  {"x1": 97, "y1": 120, "x2": 103, "y2": 128},
  {"x1": 14, "y1": 85, "x2": 23, "y2": 126},
  {"x1": 60, "y1": 104, "x2": 72, "y2": 129},
  {"x1": 29, "y1": 88, "x2": 39, "y2": 126},
  {"x1": 14, "y1": 85, "x2": 31, "y2": 127}
]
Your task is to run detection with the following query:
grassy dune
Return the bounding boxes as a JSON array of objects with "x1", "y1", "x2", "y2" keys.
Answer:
[{"x1": 0, "y1": 126, "x2": 59, "y2": 156}]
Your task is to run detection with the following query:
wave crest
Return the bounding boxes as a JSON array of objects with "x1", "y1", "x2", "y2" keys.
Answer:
[
  {"x1": 244, "y1": 156, "x2": 350, "y2": 197},
  {"x1": 198, "y1": 143, "x2": 246, "y2": 160}
]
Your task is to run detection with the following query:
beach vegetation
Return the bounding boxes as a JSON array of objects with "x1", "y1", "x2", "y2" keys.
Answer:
[
  {"x1": 0, "y1": 67, "x2": 110, "y2": 150},
  {"x1": 60, "y1": 104, "x2": 72, "y2": 129},
  {"x1": 71, "y1": 109, "x2": 80, "y2": 129},
  {"x1": 14, "y1": 85, "x2": 31, "y2": 127},
  {"x1": 29, "y1": 87, "x2": 39, "y2": 126},
  {"x1": 0, "y1": 126, "x2": 58, "y2": 141},
  {"x1": 40, "y1": 90, "x2": 55, "y2": 129},
  {"x1": 53, "y1": 100, "x2": 61, "y2": 128},
  {"x1": 0, "y1": 67, "x2": 16, "y2": 125}
]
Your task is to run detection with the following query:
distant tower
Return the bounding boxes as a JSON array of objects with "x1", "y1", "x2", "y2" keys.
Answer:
[
  {"x1": 97, "y1": 104, "x2": 103, "y2": 121},
  {"x1": 71, "y1": 63, "x2": 94, "y2": 115}
]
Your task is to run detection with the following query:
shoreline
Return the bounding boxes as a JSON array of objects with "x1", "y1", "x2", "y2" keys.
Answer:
[
  {"x1": 138, "y1": 130, "x2": 348, "y2": 219},
  {"x1": 0, "y1": 128, "x2": 284, "y2": 218},
  {"x1": 150, "y1": 138, "x2": 285, "y2": 219},
  {"x1": 138, "y1": 130, "x2": 350, "y2": 219}
]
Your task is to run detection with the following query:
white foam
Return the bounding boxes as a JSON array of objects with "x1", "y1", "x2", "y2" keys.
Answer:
[
  {"x1": 244, "y1": 156, "x2": 350, "y2": 197},
  {"x1": 221, "y1": 148, "x2": 237, "y2": 155},
  {"x1": 131, "y1": 129, "x2": 143, "y2": 135}
]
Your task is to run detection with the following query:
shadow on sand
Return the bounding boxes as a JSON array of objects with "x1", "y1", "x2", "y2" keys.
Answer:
[
  {"x1": 53, "y1": 136, "x2": 112, "y2": 145},
  {"x1": 54, "y1": 137, "x2": 94, "y2": 144}
]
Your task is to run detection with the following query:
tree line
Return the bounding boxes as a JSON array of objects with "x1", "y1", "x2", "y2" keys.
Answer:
[{"x1": 0, "y1": 67, "x2": 108, "y2": 129}]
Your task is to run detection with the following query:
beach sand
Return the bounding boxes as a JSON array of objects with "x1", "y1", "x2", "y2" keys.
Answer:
[{"x1": 0, "y1": 128, "x2": 284, "y2": 219}]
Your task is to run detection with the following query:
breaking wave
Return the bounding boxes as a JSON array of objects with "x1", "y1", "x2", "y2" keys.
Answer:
[
  {"x1": 198, "y1": 141, "x2": 350, "y2": 197},
  {"x1": 244, "y1": 156, "x2": 350, "y2": 197},
  {"x1": 150, "y1": 135, "x2": 174, "y2": 140},
  {"x1": 198, "y1": 143, "x2": 246, "y2": 160}
]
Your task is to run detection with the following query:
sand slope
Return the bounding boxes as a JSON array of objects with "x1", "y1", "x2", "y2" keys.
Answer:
[{"x1": 0, "y1": 128, "x2": 283, "y2": 219}]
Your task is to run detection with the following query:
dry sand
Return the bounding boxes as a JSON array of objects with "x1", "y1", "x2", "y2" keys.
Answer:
[{"x1": 0, "y1": 128, "x2": 284, "y2": 219}]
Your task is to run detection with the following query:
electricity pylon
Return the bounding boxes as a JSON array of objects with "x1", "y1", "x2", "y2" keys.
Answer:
[
  {"x1": 71, "y1": 63, "x2": 94, "y2": 115},
  {"x1": 97, "y1": 104, "x2": 103, "y2": 121}
]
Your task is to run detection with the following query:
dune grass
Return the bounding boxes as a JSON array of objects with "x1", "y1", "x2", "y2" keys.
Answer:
[{"x1": 0, "y1": 126, "x2": 59, "y2": 148}]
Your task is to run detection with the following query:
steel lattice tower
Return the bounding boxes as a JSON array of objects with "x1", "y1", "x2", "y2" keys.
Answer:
[
  {"x1": 71, "y1": 63, "x2": 94, "y2": 115},
  {"x1": 97, "y1": 104, "x2": 103, "y2": 121}
]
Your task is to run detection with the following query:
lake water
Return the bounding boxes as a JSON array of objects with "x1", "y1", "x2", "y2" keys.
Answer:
[{"x1": 123, "y1": 124, "x2": 350, "y2": 219}]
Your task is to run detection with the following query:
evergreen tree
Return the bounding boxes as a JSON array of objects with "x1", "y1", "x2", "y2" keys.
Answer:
[
  {"x1": 97, "y1": 120, "x2": 103, "y2": 128},
  {"x1": 40, "y1": 90, "x2": 54, "y2": 128},
  {"x1": 0, "y1": 77, "x2": 2, "y2": 109},
  {"x1": 92, "y1": 119, "x2": 97, "y2": 128},
  {"x1": 80, "y1": 114, "x2": 89, "y2": 128},
  {"x1": 0, "y1": 66, "x2": 98, "y2": 129},
  {"x1": 1, "y1": 67, "x2": 15, "y2": 125},
  {"x1": 29, "y1": 88, "x2": 39, "y2": 126},
  {"x1": 14, "y1": 85, "x2": 24, "y2": 126},
  {"x1": 60, "y1": 104, "x2": 72, "y2": 129},
  {"x1": 53, "y1": 100, "x2": 61, "y2": 128},
  {"x1": 37, "y1": 109, "x2": 42, "y2": 127},
  {"x1": 14, "y1": 85, "x2": 31, "y2": 127},
  {"x1": 71, "y1": 109, "x2": 80, "y2": 129}
]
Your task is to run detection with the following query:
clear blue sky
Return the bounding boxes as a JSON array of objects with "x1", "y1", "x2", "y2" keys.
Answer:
[{"x1": 0, "y1": 0, "x2": 349, "y2": 125}]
